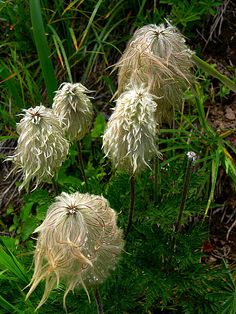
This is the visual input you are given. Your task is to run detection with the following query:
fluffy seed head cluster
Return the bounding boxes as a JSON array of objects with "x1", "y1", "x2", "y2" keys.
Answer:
[
  {"x1": 52, "y1": 82, "x2": 94, "y2": 141},
  {"x1": 26, "y1": 191, "x2": 124, "y2": 310},
  {"x1": 103, "y1": 85, "x2": 161, "y2": 174},
  {"x1": 7, "y1": 105, "x2": 69, "y2": 190},
  {"x1": 115, "y1": 22, "x2": 194, "y2": 124}
]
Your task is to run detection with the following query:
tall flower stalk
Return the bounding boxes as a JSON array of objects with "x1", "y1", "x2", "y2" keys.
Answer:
[
  {"x1": 103, "y1": 85, "x2": 161, "y2": 237},
  {"x1": 112, "y1": 22, "x2": 194, "y2": 210},
  {"x1": 52, "y1": 82, "x2": 94, "y2": 188},
  {"x1": 170, "y1": 151, "x2": 197, "y2": 252}
]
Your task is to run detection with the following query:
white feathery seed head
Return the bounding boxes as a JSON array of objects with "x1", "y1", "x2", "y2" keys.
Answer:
[
  {"x1": 52, "y1": 82, "x2": 94, "y2": 141},
  {"x1": 103, "y1": 85, "x2": 162, "y2": 174},
  {"x1": 7, "y1": 105, "x2": 69, "y2": 190},
  {"x1": 26, "y1": 191, "x2": 124, "y2": 311},
  {"x1": 115, "y1": 22, "x2": 194, "y2": 125}
]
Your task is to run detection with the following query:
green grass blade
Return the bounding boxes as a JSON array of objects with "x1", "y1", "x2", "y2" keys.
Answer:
[
  {"x1": 205, "y1": 148, "x2": 221, "y2": 217},
  {"x1": 0, "y1": 295, "x2": 20, "y2": 313},
  {"x1": 0, "y1": 241, "x2": 28, "y2": 284},
  {"x1": 69, "y1": 27, "x2": 78, "y2": 52},
  {"x1": 194, "y1": 84, "x2": 215, "y2": 136},
  {"x1": 82, "y1": 2, "x2": 126, "y2": 81},
  {"x1": 193, "y1": 55, "x2": 236, "y2": 93},
  {"x1": 0, "y1": 61, "x2": 23, "y2": 109},
  {"x1": 78, "y1": 0, "x2": 103, "y2": 49},
  {"x1": 29, "y1": 0, "x2": 57, "y2": 103},
  {"x1": 48, "y1": 24, "x2": 73, "y2": 83}
]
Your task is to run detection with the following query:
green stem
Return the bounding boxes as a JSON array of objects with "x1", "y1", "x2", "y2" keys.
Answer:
[
  {"x1": 175, "y1": 157, "x2": 194, "y2": 233},
  {"x1": 124, "y1": 175, "x2": 135, "y2": 239},
  {"x1": 170, "y1": 152, "x2": 196, "y2": 251},
  {"x1": 153, "y1": 156, "x2": 160, "y2": 205},
  {"x1": 94, "y1": 287, "x2": 104, "y2": 314},
  {"x1": 192, "y1": 55, "x2": 236, "y2": 93},
  {"x1": 77, "y1": 141, "x2": 88, "y2": 190}
]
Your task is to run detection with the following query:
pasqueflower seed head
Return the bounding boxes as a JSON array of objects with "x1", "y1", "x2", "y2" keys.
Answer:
[
  {"x1": 7, "y1": 105, "x2": 69, "y2": 190},
  {"x1": 52, "y1": 82, "x2": 94, "y2": 141},
  {"x1": 115, "y1": 22, "x2": 194, "y2": 124},
  {"x1": 103, "y1": 85, "x2": 162, "y2": 174},
  {"x1": 26, "y1": 191, "x2": 124, "y2": 310}
]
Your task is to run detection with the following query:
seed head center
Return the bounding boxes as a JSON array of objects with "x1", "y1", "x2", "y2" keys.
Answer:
[{"x1": 66, "y1": 205, "x2": 77, "y2": 215}]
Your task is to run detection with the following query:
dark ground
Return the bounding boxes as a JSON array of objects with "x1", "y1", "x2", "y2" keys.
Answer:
[{"x1": 199, "y1": 0, "x2": 236, "y2": 265}]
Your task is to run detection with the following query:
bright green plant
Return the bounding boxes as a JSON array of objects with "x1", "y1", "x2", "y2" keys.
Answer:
[{"x1": 1, "y1": 1, "x2": 236, "y2": 313}]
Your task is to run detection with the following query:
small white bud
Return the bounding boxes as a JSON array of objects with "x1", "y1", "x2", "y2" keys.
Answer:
[{"x1": 186, "y1": 151, "x2": 197, "y2": 162}]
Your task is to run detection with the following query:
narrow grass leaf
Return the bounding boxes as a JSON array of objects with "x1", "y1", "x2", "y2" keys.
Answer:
[
  {"x1": 193, "y1": 55, "x2": 236, "y2": 93},
  {"x1": 0, "y1": 241, "x2": 28, "y2": 283},
  {"x1": 0, "y1": 295, "x2": 20, "y2": 313},
  {"x1": 62, "y1": 0, "x2": 85, "y2": 14},
  {"x1": 0, "y1": 61, "x2": 23, "y2": 109},
  {"x1": 78, "y1": 0, "x2": 103, "y2": 49},
  {"x1": 48, "y1": 25, "x2": 73, "y2": 83},
  {"x1": 69, "y1": 27, "x2": 78, "y2": 51},
  {"x1": 29, "y1": 0, "x2": 57, "y2": 103},
  {"x1": 195, "y1": 85, "x2": 215, "y2": 136},
  {"x1": 205, "y1": 148, "x2": 220, "y2": 217}
]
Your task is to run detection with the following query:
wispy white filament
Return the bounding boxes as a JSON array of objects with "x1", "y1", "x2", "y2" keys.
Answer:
[
  {"x1": 26, "y1": 191, "x2": 124, "y2": 310},
  {"x1": 103, "y1": 85, "x2": 161, "y2": 174},
  {"x1": 52, "y1": 82, "x2": 94, "y2": 141},
  {"x1": 7, "y1": 105, "x2": 69, "y2": 190}
]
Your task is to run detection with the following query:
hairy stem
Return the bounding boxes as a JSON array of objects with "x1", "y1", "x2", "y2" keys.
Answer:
[
  {"x1": 124, "y1": 175, "x2": 135, "y2": 239},
  {"x1": 94, "y1": 287, "x2": 104, "y2": 314},
  {"x1": 77, "y1": 141, "x2": 88, "y2": 190},
  {"x1": 170, "y1": 153, "x2": 196, "y2": 252},
  {"x1": 175, "y1": 158, "x2": 194, "y2": 233},
  {"x1": 153, "y1": 156, "x2": 160, "y2": 204}
]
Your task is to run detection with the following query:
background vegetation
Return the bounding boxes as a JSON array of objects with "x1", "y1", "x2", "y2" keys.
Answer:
[{"x1": 0, "y1": 0, "x2": 236, "y2": 313}]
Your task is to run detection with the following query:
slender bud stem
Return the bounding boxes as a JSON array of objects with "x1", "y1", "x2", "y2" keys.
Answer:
[
  {"x1": 124, "y1": 175, "x2": 135, "y2": 239},
  {"x1": 77, "y1": 141, "x2": 88, "y2": 190},
  {"x1": 153, "y1": 155, "x2": 160, "y2": 204},
  {"x1": 174, "y1": 156, "x2": 194, "y2": 233},
  {"x1": 170, "y1": 152, "x2": 197, "y2": 252},
  {"x1": 94, "y1": 287, "x2": 104, "y2": 314}
]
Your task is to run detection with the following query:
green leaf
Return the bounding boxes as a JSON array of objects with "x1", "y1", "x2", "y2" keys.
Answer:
[
  {"x1": 193, "y1": 55, "x2": 236, "y2": 93},
  {"x1": 21, "y1": 217, "x2": 38, "y2": 242},
  {"x1": 20, "y1": 202, "x2": 33, "y2": 222},
  {"x1": 0, "y1": 240, "x2": 28, "y2": 283},
  {"x1": 91, "y1": 113, "x2": 106, "y2": 138}
]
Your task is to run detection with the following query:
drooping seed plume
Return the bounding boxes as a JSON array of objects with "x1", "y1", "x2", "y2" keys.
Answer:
[
  {"x1": 7, "y1": 105, "x2": 69, "y2": 191},
  {"x1": 52, "y1": 82, "x2": 94, "y2": 141},
  {"x1": 115, "y1": 22, "x2": 194, "y2": 124},
  {"x1": 26, "y1": 191, "x2": 124, "y2": 310},
  {"x1": 103, "y1": 85, "x2": 161, "y2": 174}
]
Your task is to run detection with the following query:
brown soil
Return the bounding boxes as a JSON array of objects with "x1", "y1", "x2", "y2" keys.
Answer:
[{"x1": 199, "y1": 0, "x2": 236, "y2": 265}]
